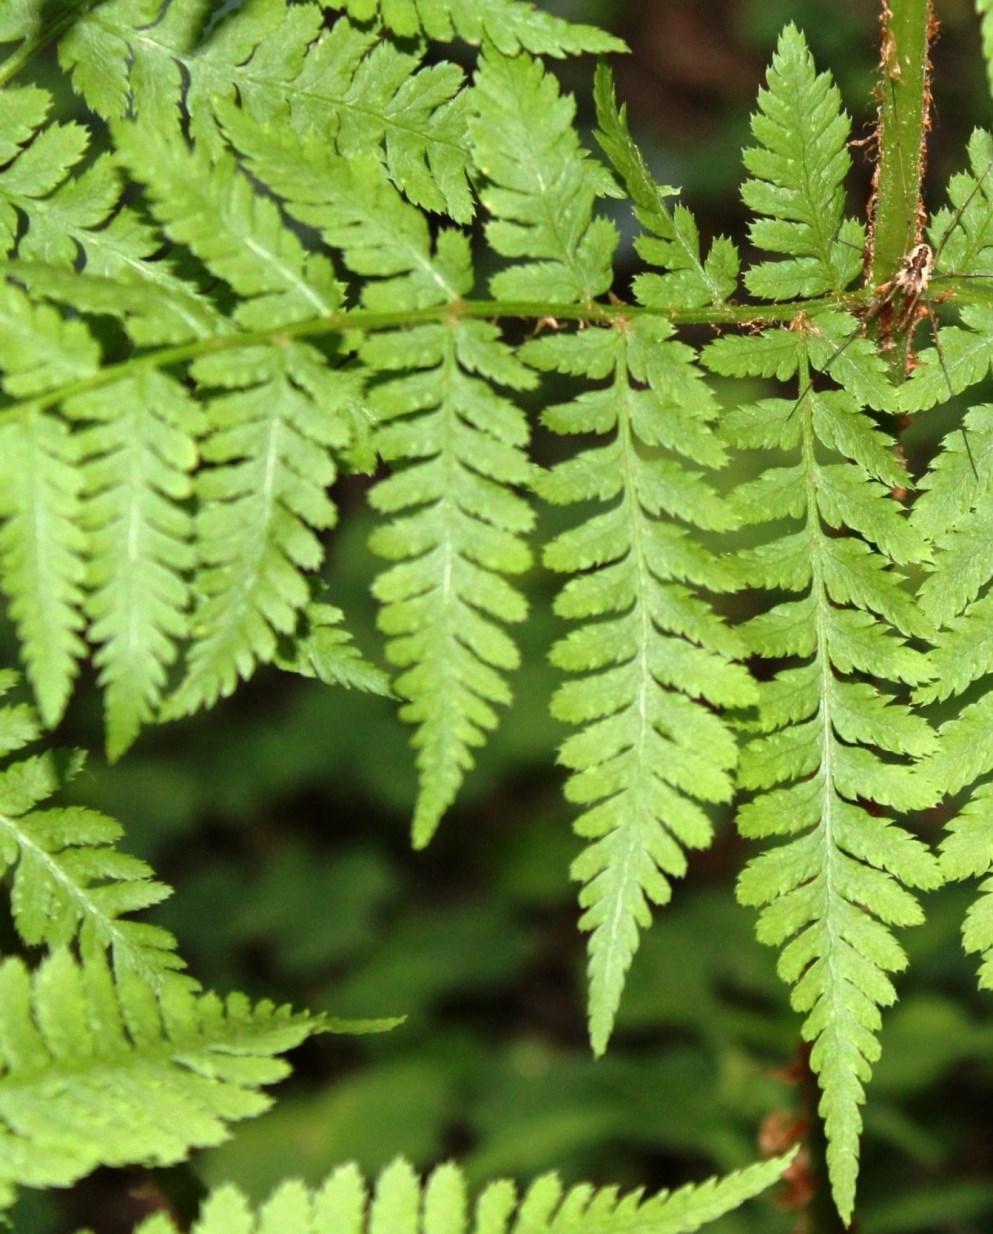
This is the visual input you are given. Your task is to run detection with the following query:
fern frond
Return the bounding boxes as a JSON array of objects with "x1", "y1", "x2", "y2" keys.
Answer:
[
  {"x1": 468, "y1": 47, "x2": 618, "y2": 303},
  {"x1": 367, "y1": 319, "x2": 535, "y2": 847},
  {"x1": 905, "y1": 406, "x2": 993, "y2": 990},
  {"x1": 592, "y1": 65, "x2": 739, "y2": 310},
  {"x1": 741, "y1": 24, "x2": 863, "y2": 301},
  {"x1": 0, "y1": 670, "x2": 188, "y2": 986},
  {"x1": 215, "y1": 101, "x2": 535, "y2": 841},
  {"x1": 116, "y1": 124, "x2": 345, "y2": 328},
  {"x1": 708, "y1": 30, "x2": 944, "y2": 1221},
  {"x1": 530, "y1": 318, "x2": 755, "y2": 1056},
  {"x1": 66, "y1": 372, "x2": 202, "y2": 759},
  {"x1": 61, "y1": 4, "x2": 474, "y2": 219},
  {"x1": 0, "y1": 87, "x2": 220, "y2": 317},
  {"x1": 334, "y1": 0, "x2": 627, "y2": 56},
  {"x1": 162, "y1": 341, "x2": 351, "y2": 718},
  {"x1": 125, "y1": 1151, "x2": 795, "y2": 1234},
  {"x1": 0, "y1": 403, "x2": 87, "y2": 729},
  {"x1": 0, "y1": 949, "x2": 322, "y2": 1209},
  {"x1": 716, "y1": 374, "x2": 940, "y2": 1220},
  {"x1": 213, "y1": 107, "x2": 467, "y2": 313},
  {"x1": 109, "y1": 125, "x2": 361, "y2": 715}
]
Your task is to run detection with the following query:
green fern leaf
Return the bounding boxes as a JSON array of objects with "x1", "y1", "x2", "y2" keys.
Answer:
[
  {"x1": 61, "y1": 3, "x2": 474, "y2": 219},
  {"x1": 530, "y1": 318, "x2": 755, "y2": 1055},
  {"x1": 0, "y1": 949, "x2": 322, "y2": 1209},
  {"x1": 0, "y1": 409, "x2": 86, "y2": 729},
  {"x1": 469, "y1": 47, "x2": 618, "y2": 303},
  {"x1": 592, "y1": 65, "x2": 739, "y2": 310},
  {"x1": 0, "y1": 670, "x2": 189, "y2": 986},
  {"x1": 275, "y1": 602, "x2": 393, "y2": 697},
  {"x1": 108, "y1": 123, "x2": 361, "y2": 715},
  {"x1": 907, "y1": 406, "x2": 993, "y2": 993},
  {"x1": 63, "y1": 372, "x2": 202, "y2": 759},
  {"x1": 0, "y1": 86, "x2": 221, "y2": 317},
  {"x1": 741, "y1": 24, "x2": 863, "y2": 301},
  {"x1": 115, "y1": 124, "x2": 344, "y2": 328},
  {"x1": 336, "y1": 0, "x2": 627, "y2": 56},
  {"x1": 720, "y1": 375, "x2": 940, "y2": 1219},
  {"x1": 367, "y1": 319, "x2": 535, "y2": 847},
  {"x1": 213, "y1": 106, "x2": 466, "y2": 312},
  {"x1": 162, "y1": 341, "x2": 351, "y2": 718},
  {"x1": 124, "y1": 1151, "x2": 796, "y2": 1234},
  {"x1": 0, "y1": 1, "x2": 35, "y2": 42},
  {"x1": 218, "y1": 100, "x2": 536, "y2": 840},
  {"x1": 708, "y1": 32, "x2": 949, "y2": 1217}
]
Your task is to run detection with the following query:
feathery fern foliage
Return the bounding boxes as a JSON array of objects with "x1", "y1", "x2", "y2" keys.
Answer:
[
  {"x1": 0, "y1": 668, "x2": 189, "y2": 988},
  {"x1": 0, "y1": 948, "x2": 323, "y2": 1208},
  {"x1": 117, "y1": 1151, "x2": 796, "y2": 1234},
  {"x1": 7, "y1": 0, "x2": 993, "y2": 1226},
  {"x1": 702, "y1": 27, "x2": 943, "y2": 1222}
]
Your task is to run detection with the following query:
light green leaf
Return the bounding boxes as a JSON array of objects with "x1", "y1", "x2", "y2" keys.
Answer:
[
  {"x1": 125, "y1": 1151, "x2": 796, "y2": 1234},
  {"x1": 0, "y1": 950, "x2": 322, "y2": 1210}
]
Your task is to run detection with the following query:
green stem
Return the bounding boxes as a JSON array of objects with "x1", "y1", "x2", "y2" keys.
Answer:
[
  {"x1": 0, "y1": 0, "x2": 100, "y2": 88},
  {"x1": 869, "y1": 0, "x2": 934, "y2": 286}
]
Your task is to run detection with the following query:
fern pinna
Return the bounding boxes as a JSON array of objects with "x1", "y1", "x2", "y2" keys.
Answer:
[{"x1": 5, "y1": 0, "x2": 993, "y2": 1227}]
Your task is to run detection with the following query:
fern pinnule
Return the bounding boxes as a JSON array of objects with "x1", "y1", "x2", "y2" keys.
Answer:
[
  {"x1": 592, "y1": 65, "x2": 739, "y2": 311},
  {"x1": 0, "y1": 670, "x2": 188, "y2": 986},
  {"x1": 530, "y1": 318, "x2": 754, "y2": 1057},
  {"x1": 367, "y1": 319, "x2": 536, "y2": 848},
  {"x1": 0, "y1": 409, "x2": 86, "y2": 730},
  {"x1": 126, "y1": 1149, "x2": 795, "y2": 1234},
  {"x1": 468, "y1": 47, "x2": 618, "y2": 304},
  {"x1": 214, "y1": 99, "x2": 468, "y2": 314},
  {"x1": 907, "y1": 405, "x2": 993, "y2": 991},
  {"x1": 740, "y1": 23, "x2": 863, "y2": 301},
  {"x1": 335, "y1": 0, "x2": 627, "y2": 57},
  {"x1": 163, "y1": 342, "x2": 354, "y2": 718},
  {"x1": 115, "y1": 124, "x2": 344, "y2": 328},
  {"x1": 67, "y1": 371, "x2": 202, "y2": 759},
  {"x1": 0, "y1": 949, "x2": 322, "y2": 1209},
  {"x1": 723, "y1": 379, "x2": 940, "y2": 1223},
  {"x1": 60, "y1": 3, "x2": 474, "y2": 217}
]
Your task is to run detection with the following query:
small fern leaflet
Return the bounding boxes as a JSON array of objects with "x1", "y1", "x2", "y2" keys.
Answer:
[
  {"x1": 124, "y1": 1150, "x2": 796, "y2": 1234},
  {"x1": 530, "y1": 319, "x2": 754, "y2": 1056},
  {"x1": 0, "y1": 949, "x2": 323, "y2": 1209}
]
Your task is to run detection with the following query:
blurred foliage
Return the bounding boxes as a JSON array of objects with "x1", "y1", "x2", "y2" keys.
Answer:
[{"x1": 10, "y1": 3, "x2": 993, "y2": 1232}]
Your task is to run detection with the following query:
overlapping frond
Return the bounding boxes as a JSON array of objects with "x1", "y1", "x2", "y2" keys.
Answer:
[
  {"x1": 0, "y1": 86, "x2": 219, "y2": 315},
  {"x1": 367, "y1": 319, "x2": 535, "y2": 847},
  {"x1": 0, "y1": 949, "x2": 322, "y2": 1209},
  {"x1": 111, "y1": 125, "x2": 359, "y2": 717},
  {"x1": 123, "y1": 1151, "x2": 795, "y2": 1234},
  {"x1": 741, "y1": 24, "x2": 863, "y2": 301},
  {"x1": 335, "y1": 0, "x2": 627, "y2": 57},
  {"x1": 703, "y1": 27, "x2": 943, "y2": 1223},
  {"x1": 592, "y1": 65, "x2": 739, "y2": 310},
  {"x1": 0, "y1": 670, "x2": 188, "y2": 986},
  {"x1": 712, "y1": 363, "x2": 941, "y2": 1223},
  {"x1": 908, "y1": 406, "x2": 993, "y2": 987},
  {"x1": 468, "y1": 46, "x2": 618, "y2": 303},
  {"x1": 60, "y1": 2, "x2": 475, "y2": 219},
  {"x1": 213, "y1": 101, "x2": 531, "y2": 843},
  {"x1": 530, "y1": 319, "x2": 754, "y2": 1056}
]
